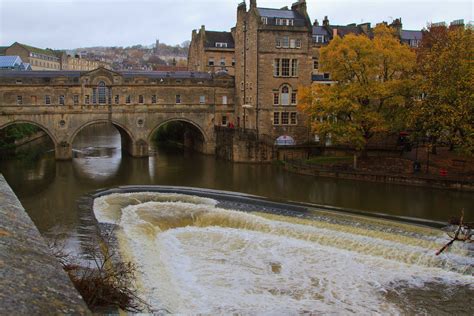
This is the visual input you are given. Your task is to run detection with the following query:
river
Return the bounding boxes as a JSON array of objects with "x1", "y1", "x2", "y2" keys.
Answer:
[
  {"x1": 1, "y1": 123, "x2": 472, "y2": 314},
  {"x1": 0, "y1": 123, "x2": 472, "y2": 235}
]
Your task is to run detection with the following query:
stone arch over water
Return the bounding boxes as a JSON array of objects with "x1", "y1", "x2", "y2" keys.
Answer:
[
  {"x1": 147, "y1": 118, "x2": 210, "y2": 154},
  {"x1": 69, "y1": 119, "x2": 138, "y2": 157},
  {"x1": 0, "y1": 119, "x2": 58, "y2": 147}
]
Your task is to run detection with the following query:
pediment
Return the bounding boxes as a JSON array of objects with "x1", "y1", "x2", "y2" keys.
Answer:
[{"x1": 80, "y1": 67, "x2": 123, "y2": 85}]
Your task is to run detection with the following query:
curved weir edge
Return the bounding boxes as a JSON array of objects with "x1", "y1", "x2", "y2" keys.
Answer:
[{"x1": 85, "y1": 185, "x2": 446, "y2": 229}]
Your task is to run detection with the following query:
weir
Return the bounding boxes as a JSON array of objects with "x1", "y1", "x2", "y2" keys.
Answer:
[{"x1": 88, "y1": 186, "x2": 474, "y2": 315}]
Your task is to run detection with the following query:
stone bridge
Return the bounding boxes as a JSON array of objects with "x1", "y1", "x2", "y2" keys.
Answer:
[{"x1": 0, "y1": 68, "x2": 235, "y2": 159}]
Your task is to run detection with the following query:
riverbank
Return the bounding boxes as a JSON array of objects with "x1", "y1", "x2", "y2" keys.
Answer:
[
  {"x1": 283, "y1": 160, "x2": 474, "y2": 192},
  {"x1": 0, "y1": 174, "x2": 89, "y2": 315}
]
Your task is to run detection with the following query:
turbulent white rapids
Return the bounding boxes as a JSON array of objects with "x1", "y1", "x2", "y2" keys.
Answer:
[{"x1": 93, "y1": 192, "x2": 473, "y2": 315}]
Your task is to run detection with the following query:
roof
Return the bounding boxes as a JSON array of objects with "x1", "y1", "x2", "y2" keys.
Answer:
[
  {"x1": 154, "y1": 65, "x2": 188, "y2": 72},
  {"x1": 0, "y1": 70, "x2": 213, "y2": 80},
  {"x1": 0, "y1": 56, "x2": 22, "y2": 68},
  {"x1": 13, "y1": 42, "x2": 59, "y2": 58},
  {"x1": 401, "y1": 30, "x2": 422, "y2": 41},
  {"x1": 332, "y1": 25, "x2": 365, "y2": 37},
  {"x1": 20, "y1": 63, "x2": 32, "y2": 71},
  {"x1": 121, "y1": 71, "x2": 212, "y2": 79},
  {"x1": 0, "y1": 70, "x2": 81, "y2": 78},
  {"x1": 204, "y1": 31, "x2": 235, "y2": 49},
  {"x1": 257, "y1": 7, "x2": 305, "y2": 20},
  {"x1": 312, "y1": 26, "x2": 331, "y2": 36}
]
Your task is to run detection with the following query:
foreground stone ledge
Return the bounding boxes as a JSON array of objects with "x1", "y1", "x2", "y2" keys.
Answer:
[{"x1": 0, "y1": 174, "x2": 90, "y2": 315}]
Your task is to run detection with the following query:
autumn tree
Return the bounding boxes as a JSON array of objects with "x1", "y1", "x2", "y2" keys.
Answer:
[
  {"x1": 412, "y1": 25, "x2": 474, "y2": 156},
  {"x1": 299, "y1": 24, "x2": 417, "y2": 158}
]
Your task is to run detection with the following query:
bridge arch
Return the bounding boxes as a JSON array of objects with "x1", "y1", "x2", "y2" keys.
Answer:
[
  {"x1": 0, "y1": 119, "x2": 58, "y2": 147},
  {"x1": 69, "y1": 119, "x2": 138, "y2": 158},
  {"x1": 147, "y1": 118, "x2": 210, "y2": 154},
  {"x1": 147, "y1": 118, "x2": 209, "y2": 143}
]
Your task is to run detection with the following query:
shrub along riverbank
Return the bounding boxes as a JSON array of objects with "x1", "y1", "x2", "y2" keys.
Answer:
[{"x1": 0, "y1": 124, "x2": 40, "y2": 151}]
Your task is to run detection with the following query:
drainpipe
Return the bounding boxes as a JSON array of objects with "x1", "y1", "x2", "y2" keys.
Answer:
[
  {"x1": 243, "y1": 20, "x2": 247, "y2": 130},
  {"x1": 256, "y1": 27, "x2": 259, "y2": 139}
]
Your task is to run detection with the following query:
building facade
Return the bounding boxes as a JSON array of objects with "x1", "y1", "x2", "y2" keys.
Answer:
[
  {"x1": 59, "y1": 54, "x2": 102, "y2": 71},
  {"x1": 4, "y1": 42, "x2": 107, "y2": 71},
  {"x1": 6, "y1": 42, "x2": 61, "y2": 71},
  {"x1": 188, "y1": 25, "x2": 236, "y2": 76},
  {"x1": 234, "y1": 0, "x2": 313, "y2": 142},
  {"x1": 188, "y1": 0, "x2": 426, "y2": 145}
]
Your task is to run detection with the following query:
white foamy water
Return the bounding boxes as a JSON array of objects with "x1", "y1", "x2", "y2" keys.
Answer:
[{"x1": 93, "y1": 193, "x2": 474, "y2": 314}]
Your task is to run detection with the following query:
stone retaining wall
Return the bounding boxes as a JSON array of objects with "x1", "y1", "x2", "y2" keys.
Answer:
[
  {"x1": 0, "y1": 174, "x2": 90, "y2": 315},
  {"x1": 284, "y1": 163, "x2": 474, "y2": 192}
]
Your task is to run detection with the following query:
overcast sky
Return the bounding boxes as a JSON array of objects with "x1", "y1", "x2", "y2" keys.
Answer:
[{"x1": 0, "y1": 0, "x2": 472, "y2": 49}]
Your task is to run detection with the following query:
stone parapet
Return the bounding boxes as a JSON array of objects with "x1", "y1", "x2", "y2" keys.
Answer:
[{"x1": 0, "y1": 174, "x2": 90, "y2": 315}]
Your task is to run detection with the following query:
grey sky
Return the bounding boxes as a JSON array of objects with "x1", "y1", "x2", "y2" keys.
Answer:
[{"x1": 0, "y1": 0, "x2": 472, "y2": 49}]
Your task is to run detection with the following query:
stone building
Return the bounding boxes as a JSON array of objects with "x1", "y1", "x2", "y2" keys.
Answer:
[
  {"x1": 188, "y1": 0, "x2": 426, "y2": 145},
  {"x1": 6, "y1": 42, "x2": 61, "y2": 71},
  {"x1": 59, "y1": 53, "x2": 102, "y2": 71},
  {"x1": 234, "y1": 0, "x2": 313, "y2": 143},
  {"x1": 4, "y1": 42, "x2": 106, "y2": 71},
  {"x1": 188, "y1": 25, "x2": 236, "y2": 76},
  {"x1": 189, "y1": 0, "x2": 314, "y2": 144}
]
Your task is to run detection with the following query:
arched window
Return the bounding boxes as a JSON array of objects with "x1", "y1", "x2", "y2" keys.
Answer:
[
  {"x1": 281, "y1": 85, "x2": 290, "y2": 105},
  {"x1": 98, "y1": 81, "x2": 107, "y2": 104}
]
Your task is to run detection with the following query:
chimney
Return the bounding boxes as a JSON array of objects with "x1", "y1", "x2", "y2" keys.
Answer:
[
  {"x1": 291, "y1": 0, "x2": 310, "y2": 27},
  {"x1": 291, "y1": 0, "x2": 306, "y2": 13},
  {"x1": 323, "y1": 16, "x2": 329, "y2": 26},
  {"x1": 358, "y1": 23, "x2": 371, "y2": 34},
  {"x1": 333, "y1": 28, "x2": 338, "y2": 38},
  {"x1": 200, "y1": 25, "x2": 206, "y2": 41},
  {"x1": 313, "y1": 19, "x2": 319, "y2": 26},
  {"x1": 237, "y1": 1, "x2": 246, "y2": 11},
  {"x1": 390, "y1": 18, "x2": 402, "y2": 36},
  {"x1": 250, "y1": 0, "x2": 257, "y2": 9}
]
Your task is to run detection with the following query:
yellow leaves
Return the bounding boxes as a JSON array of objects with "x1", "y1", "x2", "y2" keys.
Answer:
[{"x1": 300, "y1": 27, "x2": 418, "y2": 151}]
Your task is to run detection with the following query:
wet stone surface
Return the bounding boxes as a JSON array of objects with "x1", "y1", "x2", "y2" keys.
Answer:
[{"x1": 0, "y1": 174, "x2": 90, "y2": 315}]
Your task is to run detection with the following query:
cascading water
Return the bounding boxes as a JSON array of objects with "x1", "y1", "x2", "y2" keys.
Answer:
[{"x1": 93, "y1": 192, "x2": 473, "y2": 315}]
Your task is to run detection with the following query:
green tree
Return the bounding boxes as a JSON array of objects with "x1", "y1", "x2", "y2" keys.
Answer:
[{"x1": 299, "y1": 25, "x2": 417, "y2": 159}]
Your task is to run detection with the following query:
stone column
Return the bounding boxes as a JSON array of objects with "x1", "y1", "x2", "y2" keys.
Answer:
[
  {"x1": 202, "y1": 141, "x2": 216, "y2": 155},
  {"x1": 130, "y1": 139, "x2": 149, "y2": 158},
  {"x1": 55, "y1": 141, "x2": 73, "y2": 160}
]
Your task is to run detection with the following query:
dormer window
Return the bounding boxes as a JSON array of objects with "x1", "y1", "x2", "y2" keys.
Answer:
[
  {"x1": 276, "y1": 18, "x2": 294, "y2": 26},
  {"x1": 313, "y1": 35, "x2": 325, "y2": 44},
  {"x1": 261, "y1": 17, "x2": 268, "y2": 24},
  {"x1": 215, "y1": 42, "x2": 228, "y2": 48},
  {"x1": 410, "y1": 39, "x2": 420, "y2": 47}
]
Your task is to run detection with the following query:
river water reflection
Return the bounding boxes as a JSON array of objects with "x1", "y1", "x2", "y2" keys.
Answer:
[{"x1": 0, "y1": 123, "x2": 472, "y2": 235}]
